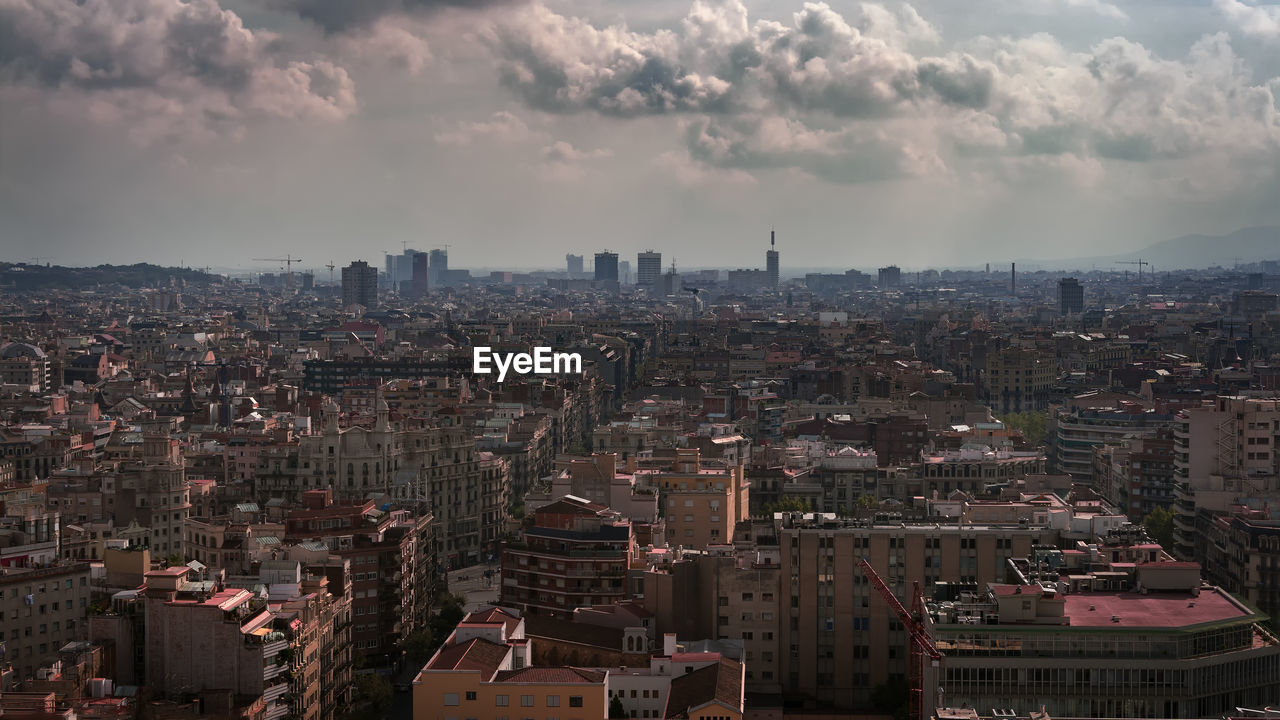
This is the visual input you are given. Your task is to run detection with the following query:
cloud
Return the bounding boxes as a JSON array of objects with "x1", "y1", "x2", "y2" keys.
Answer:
[
  {"x1": 0, "y1": 0, "x2": 356, "y2": 142},
  {"x1": 1214, "y1": 0, "x2": 1280, "y2": 38},
  {"x1": 483, "y1": 1, "x2": 1280, "y2": 186},
  {"x1": 434, "y1": 111, "x2": 540, "y2": 145},
  {"x1": 336, "y1": 19, "x2": 433, "y2": 74},
  {"x1": 541, "y1": 140, "x2": 612, "y2": 162},
  {"x1": 266, "y1": 0, "x2": 522, "y2": 34},
  {"x1": 487, "y1": 1, "x2": 992, "y2": 118}
]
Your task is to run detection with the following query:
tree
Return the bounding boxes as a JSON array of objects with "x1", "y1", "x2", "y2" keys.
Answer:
[
  {"x1": 999, "y1": 411, "x2": 1048, "y2": 447},
  {"x1": 856, "y1": 493, "x2": 879, "y2": 509},
  {"x1": 429, "y1": 593, "x2": 467, "y2": 642},
  {"x1": 399, "y1": 628, "x2": 436, "y2": 665},
  {"x1": 353, "y1": 673, "x2": 392, "y2": 716},
  {"x1": 869, "y1": 676, "x2": 910, "y2": 720},
  {"x1": 1143, "y1": 506, "x2": 1176, "y2": 549},
  {"x1": 609, "y1": 696, "x2": 628, "y2": 719},
  {"x1": 763, "y1": 496, "x2": 811, "y2": 515}
]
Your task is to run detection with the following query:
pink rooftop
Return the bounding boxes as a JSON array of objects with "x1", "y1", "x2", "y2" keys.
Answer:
[{"x1": 1063, "y1": 589, "x2": 1249, "y2": 628}]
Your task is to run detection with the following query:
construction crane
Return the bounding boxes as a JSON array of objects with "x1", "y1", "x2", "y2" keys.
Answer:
[
  {"x1": 325, "y1": 262, "x2": 336, "y2": 288},
  {"x1": 252, "y1": 255, "x2": 302, "y2": 287},
  {"x1": 1115, "y1": 259, "x2": 1149, "y2": 281},
  {"x1": 857, "y1": 558, "x2": 942, "y2": 720}
]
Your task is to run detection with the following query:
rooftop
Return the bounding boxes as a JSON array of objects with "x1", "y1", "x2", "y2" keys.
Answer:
[{"x1": 1062, "y1": 589, "x2": 1250, "y2": 628}]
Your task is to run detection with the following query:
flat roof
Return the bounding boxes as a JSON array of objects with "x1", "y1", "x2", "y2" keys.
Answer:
[{"x1": 1064, "y1": 589, "x2": 1250, "y2": 628}]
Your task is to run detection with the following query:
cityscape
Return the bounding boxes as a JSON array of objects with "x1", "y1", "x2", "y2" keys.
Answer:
[{"x1": 5, "y1": 0, "x2": 1280, "y2": 719}]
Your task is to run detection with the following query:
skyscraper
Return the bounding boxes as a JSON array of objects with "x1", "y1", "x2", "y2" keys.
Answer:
[
  {"x1": 341, "y1": 260, "x2": 378, "y2": 307},
  {"x1": 636, "y1": 251, "x2": 662, "y2": 287},
  {"x1": 566, "y1": 253, "x2": 584, "y2": 277},
  {"x1": 766, "y1": 230, "x2": 780, "y2": 288},
  {"x1": 594, "y1": 251, "x2": 619, "y2": 282},
  {"x1": 411, "y1": 251, "x2": 429, "y2": 297},
  {"x1": 429, "y1": 248, "x2": 448, "y2": 287},
  {"x1": 877, "y1": 265, "x2": 901, "y2": 288},
  {"x1": 1058, "y1": 276, "x2": 1084, "y2": 315}
]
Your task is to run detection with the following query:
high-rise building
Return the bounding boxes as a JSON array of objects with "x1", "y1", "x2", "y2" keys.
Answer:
[
  {"x1": 411, "y1": 251, "x2": 429, "y2": 297},
  {"x1": 1058, "y1": 276, "x2": 1084, "y2": 314},
  {"x1": 766, "y1": 229, "x2": 780, "y2": 288},
  {"x1": 341, "y1": 260, "x2": 378, "y2": 307},
  {"x1": 594, "y1": 251, "x2": 619, "y2": 282},
  {"x1": 566, "y1": 253, "x2": 584, "y2": 277},
  {"x1": 637, "y1": 251, "x2": 662, "y2": 287},
  {"x1": 877, "y1": 265, "x2": 901, "y2": 288},
  {"x1": 428, "y1": 248, "x2": 448, "y2": 287}
]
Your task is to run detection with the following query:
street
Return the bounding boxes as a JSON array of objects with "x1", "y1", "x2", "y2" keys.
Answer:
[{"x1": 445, "y1": 563, "x2": 500, "y2": 613}]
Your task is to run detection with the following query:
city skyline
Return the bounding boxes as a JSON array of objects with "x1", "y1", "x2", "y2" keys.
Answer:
[{"x1": 5, "y1": 0, "x2": 1280, "y2": 268}]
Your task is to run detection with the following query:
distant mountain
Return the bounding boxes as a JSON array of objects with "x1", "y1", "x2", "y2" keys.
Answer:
[
  {"x1": 1129, "y1": 226, "x2": 1280, "y2": 269},
  {"x1": 0, "y1": 262, "x2": 216, "y2": 291},
  {"x1": 1028, "y1": 226, "x2": 1280, "y2": 272}
]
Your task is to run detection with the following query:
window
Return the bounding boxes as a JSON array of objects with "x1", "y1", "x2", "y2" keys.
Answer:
[
  {"x1": 496, "y1": 696, "x2": 509, "y2": 707},
  {"x1": 521, "y1": 696, "x2": 534, "y2": 707},
  {"x1": 444, "y1": 694, "x2": 459, "y2": 706},
  {"x1": 546, "y1": 696, "x2": 560, "y2": 707},
  {"x1": 569, "y1": 697, "x2": 583, "y2": 708},
  {"x1": 465, "y1": 692, "x2": 476, "y2": 701}
]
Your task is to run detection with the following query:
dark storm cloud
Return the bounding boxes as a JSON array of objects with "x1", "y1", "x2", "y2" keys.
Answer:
[{"x1": 268, "y1": 0, "x2": 522, "y2": 34}]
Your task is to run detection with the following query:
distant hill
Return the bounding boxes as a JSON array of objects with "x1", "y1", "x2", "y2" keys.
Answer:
[
  {"x1": 1028, "y1": 226, "x2": 1280, "y2": 272},
  {"x1": 0, "y1": 262, "x2": 216, "y2": 291},
  {"x1": 1130, "y1": 226, "x2": 1280, "y2": 269}
]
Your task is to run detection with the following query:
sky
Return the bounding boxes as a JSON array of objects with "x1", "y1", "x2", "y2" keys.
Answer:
[{"x1": 2, "y1": 0, "x2": 1280, "y2": 273}]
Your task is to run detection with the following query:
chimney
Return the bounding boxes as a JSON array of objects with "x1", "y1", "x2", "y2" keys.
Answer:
[{"x1": 663, "y1": 633, "x2": 677, "y2": 657}]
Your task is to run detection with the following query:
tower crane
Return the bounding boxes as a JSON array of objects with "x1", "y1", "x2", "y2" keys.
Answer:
[
  {"x1": 1115, "y1": 259, "x2": 1149, "y2": 281},
  {"x1": 856, "y1": 558, "x2": 943, "y2": 720},
  {"x1": 325, "y1": 262, "x2": 336, "y2": 288},
  {"x1": 252, "y1": 254, "x2": 302, "y2": 287}
]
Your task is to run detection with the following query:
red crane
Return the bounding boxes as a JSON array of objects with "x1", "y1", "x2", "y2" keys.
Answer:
[{"x1": 856, "y1": 558, "x2": 943, "y2": 720}]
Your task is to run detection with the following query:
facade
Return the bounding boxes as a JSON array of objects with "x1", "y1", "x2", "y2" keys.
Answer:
[
  {"x1": 0, "y1": 562, "x2": 92, "y2": 681},
  {"x1": 594, "y1": 252, "x2": 619, "y2": 283},
  {"x1": 341, "y1": 260, "x2": 378, "y2": 308},
  {"x1": 877, "y1": 265, "x2": 901, "y2": 288},
  {"x1": 0, "y1": 343, "x2": 51, "y2": 392},
  {"x1": 775, "y1": 513, "x2": 1053, "y2": 708},
  {"x1": 567, "y1": 254, "x2": 584, "y2": 276},
  {"x1": 637, "y1": 251, "x2": 662, "y2": 288},
  {"x1": 500, "y1": 497, "x2": 633, "y2": 618},
  {"x1": 766, "y1": 245, "x2": 779, "y2": 289},
  {"x1": 1057, "y1": 277, "x2": 1084, "y2": 315},
  {"x1": 1092, "y1": 432, "x2": 1176, "y2": 521},
  {"x1": 1171, "y1": 397, "x2": 1280, "y2": 562},
  {"x1": 645, "y1": 449, "x2": 749, "y2": 551},
  {"x1": 984, "y1": 347, "x2": 1056, "y2": 414},
  {"x1": 927, "y1": 580, "x2": 1280, "y2": 716},
  {"x1": 1049, "y1": 404, "x2": 1175, "y2": 482}
]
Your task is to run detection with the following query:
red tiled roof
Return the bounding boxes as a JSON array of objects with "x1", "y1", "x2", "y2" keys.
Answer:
[
  {"x1": 425, "y1": 637, "x2": 510, "y2": 677},
  {"x1": 463, "y1": 607, "x2": 522, "y2": 637},
  {"x1": 491, "y1": 667, "x2": 605, "y2": 684},
  {"x1": 663, "y1": 657, "x2": 743, "y2": 718}
]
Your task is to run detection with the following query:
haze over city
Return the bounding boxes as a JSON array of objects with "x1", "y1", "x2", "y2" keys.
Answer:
[{"x1": 5, "y1": 0, "x2": 1280, "y2": 269}]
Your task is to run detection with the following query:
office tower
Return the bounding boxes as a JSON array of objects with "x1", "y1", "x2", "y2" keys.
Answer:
[
  {"x1": 384, "y1": 253, "x2": 396, "y2": 289},
  {"x1": 594, "y1": 251, "x2": 619, "y2": 282},
  {"x1": 619, "y1": 260, "x2": 631, "y2": 284},
  {"x1": 1058, "y1": 276, "x2": 1084, "y2": 315},
  {"x1": 411, "y1": 251, "x2": 429, "y2": 297},
  {"x1": 766, "y1": 229, "x2": 780, "y2": 288},
  {"x1": 566, "y1": 253, "x2": 584, "y2": 277},
  {"x1": 637, "y1": 251, "x2": 662, "y2": 287},
  {"x1": 877, "y1": 265, "x2": 901, "y2": 288},
  {"x1": 429, "y1": 248, "x2": 448, "y2": 287},
  {"x1": 341, "y1": 260, "x2": 378, "y2": 307},
  {"x1": 1011, "y1": 262, "x2": 1016, "y2": 295}
]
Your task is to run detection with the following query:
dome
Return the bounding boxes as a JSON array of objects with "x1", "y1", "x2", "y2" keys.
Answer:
[{"x1": 0, "y1": 342, "x2": 46, "y2": 360}]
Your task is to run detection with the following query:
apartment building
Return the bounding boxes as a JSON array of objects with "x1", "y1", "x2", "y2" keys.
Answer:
[
  {"x1": 1171, "y1": 396, "x2": 1280, "y2": 562},
  {"x1": 500, "y1": 497, "x2": 633, "y2": 618},
  {"x1": 1050, "y1": 404, "x2": 1175, "y2": 482},
  {"x1": 776, "y1": 513, "x2": 1053, "y2": 708},
  {"x1": 644, "y1": 449, "x2": 748, "y2": 550},
  {"x1": 984, "y1": 347, "x2": 1055, "y2": 414},
  {"x1": 0, "y1": 562, "x2": 92, "y2": 682}
]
